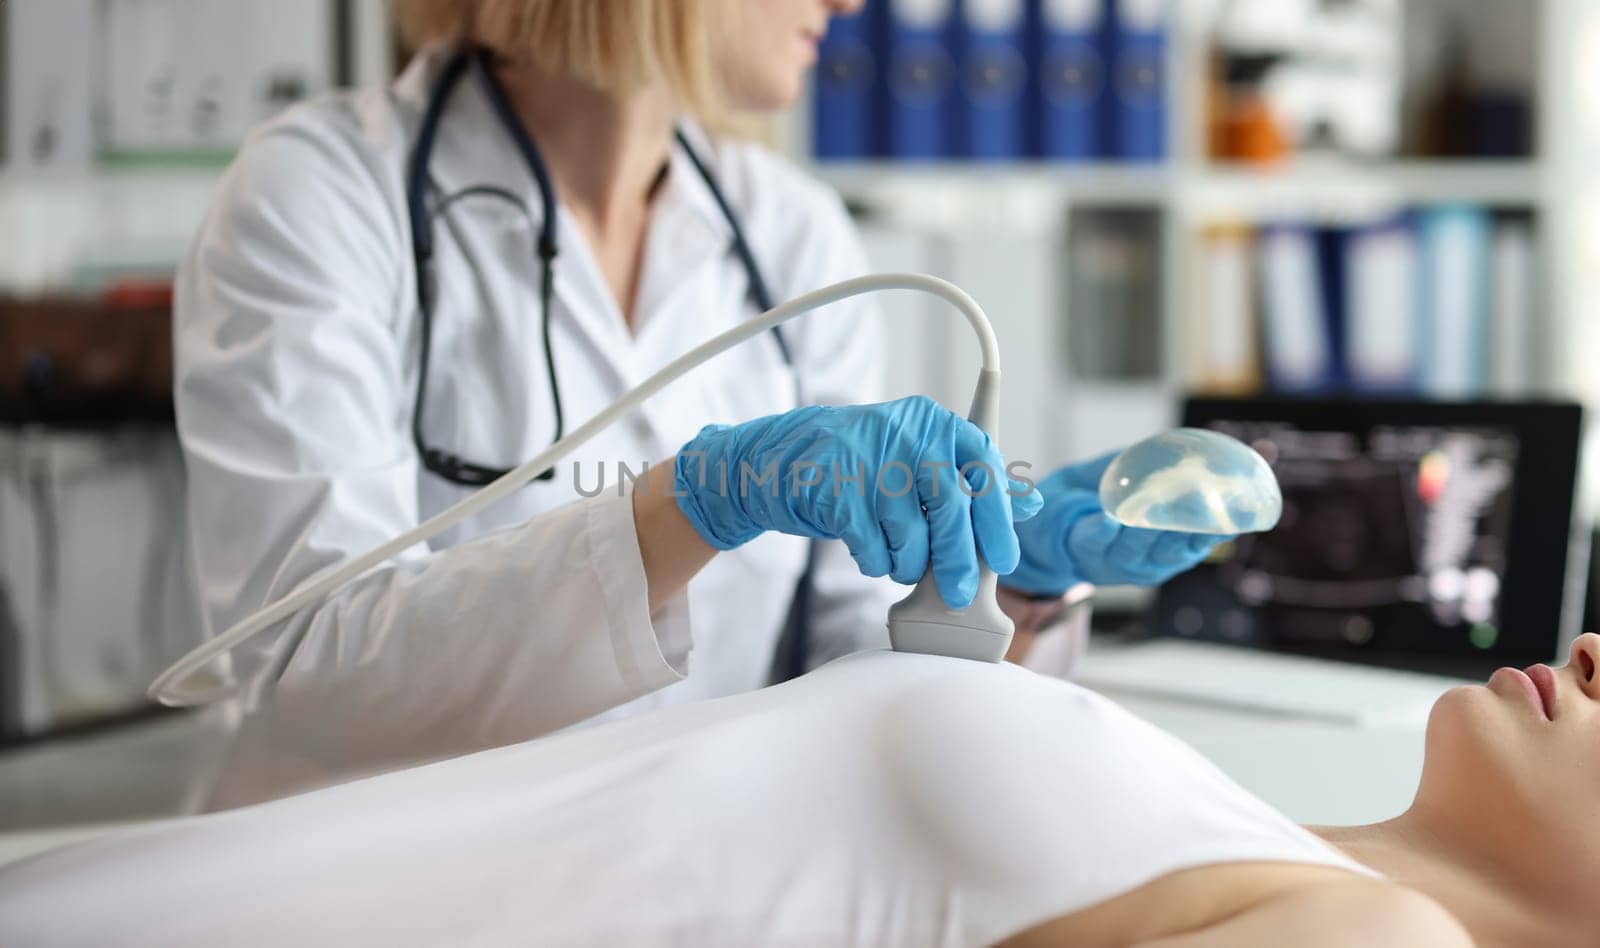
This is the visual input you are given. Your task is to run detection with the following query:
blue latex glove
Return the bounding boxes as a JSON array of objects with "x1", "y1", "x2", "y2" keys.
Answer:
[
  {"x1": 674, "y1": 395, "x2": 1043, "y2": 609},
  {"x1": 1004, "y1": 451, "x2": 1232, "y2": 597}
]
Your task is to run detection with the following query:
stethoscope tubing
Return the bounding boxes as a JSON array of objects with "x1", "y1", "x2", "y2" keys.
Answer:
[{"x1": 405, "y1": 47, "x2": 790, "y2": 487}]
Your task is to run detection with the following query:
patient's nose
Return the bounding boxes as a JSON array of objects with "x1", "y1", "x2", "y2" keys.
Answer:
[{"x1": 1569, "y1": 633, "x2": 1599, "y2": 699}]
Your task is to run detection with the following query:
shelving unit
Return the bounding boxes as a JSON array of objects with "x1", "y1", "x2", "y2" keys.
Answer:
[
  {"x1": 0, "y1": 0, "x2": 403, "y2": 737},
  {"x1": 0, "y1": 0, "x2": 397, "y2": 293},
  {"x1": 4, "y1": 1, "x2": 1595, "y2": 488},
  {"x1": 789, "y1": 0, "x2": 1598, "y2": 491}
]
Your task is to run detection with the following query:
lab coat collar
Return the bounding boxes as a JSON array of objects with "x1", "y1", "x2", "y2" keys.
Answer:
[
  {"x1": 629, "y1": 130, "x2": 739, "y2": 339},
  {"x1": 666, "y1": 122, "x2": 742, "y2": 245},
  {"x1": 392, "y1": 46, "x2": 734, "y2": 251}
]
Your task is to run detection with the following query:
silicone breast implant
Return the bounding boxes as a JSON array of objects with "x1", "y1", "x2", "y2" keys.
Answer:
[{"x1": 1098, "y1": 428, "x2": 1283, "y2": 534}]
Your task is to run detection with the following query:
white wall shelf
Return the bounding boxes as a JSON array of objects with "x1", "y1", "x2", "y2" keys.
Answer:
[
  {"x1": 1180, "y1": 161, "x2": 1544, "y2": 213},
  {"x1": 0, "y1": 167, "x2": 223, "y2": 292},
  {"x1": 823, "y1": 160, "x2": 1541, "y2": 209},
  {"x1": 819, "y1": 162, "x2": 1173, "y2": 200},
  {"x1": 819, "y1": 158, "x2": 1544, "y2": 235}
]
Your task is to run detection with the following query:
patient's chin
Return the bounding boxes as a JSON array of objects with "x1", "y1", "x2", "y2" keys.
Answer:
[
  {"x1": 1424, "y1": 685, "x2": 1492, "y2": 746},
  {"x1": 1418, "y1": 687, "x2": 1509, "y2": 792}
]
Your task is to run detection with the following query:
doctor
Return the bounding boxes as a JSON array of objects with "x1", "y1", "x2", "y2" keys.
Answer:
[{"x1": 176, "y1": 0, "x2": 1223, "y2": 807}]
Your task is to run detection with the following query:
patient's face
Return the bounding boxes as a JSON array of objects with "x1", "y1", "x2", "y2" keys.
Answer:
[{"x1": 1418, "y1": 633, "x2": 1600, "y2": 896}]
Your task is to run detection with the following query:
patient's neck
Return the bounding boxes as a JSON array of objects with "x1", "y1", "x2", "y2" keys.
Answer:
[{"x1": 1310, "y1": 811, "x2": 1565, "y2": 947}]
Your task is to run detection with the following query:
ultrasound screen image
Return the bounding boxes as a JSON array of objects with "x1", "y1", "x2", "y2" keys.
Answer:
[{"x1": 1154, "y1": 419, "x2": 1519, "y2": 658}]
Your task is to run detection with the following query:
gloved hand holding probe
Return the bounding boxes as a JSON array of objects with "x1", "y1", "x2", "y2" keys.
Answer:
[{"x1": 674, "y1": 395, "x2": 1043, "y2": 610}]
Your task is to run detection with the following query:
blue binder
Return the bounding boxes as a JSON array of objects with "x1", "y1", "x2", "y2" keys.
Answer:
[
  {"x1": 956, "y1": 0, "x2": 1028, "y2": 160},
  {"x1": 813, "y1": 9, "x2": 878, "y2": 160},
  {"x1": 886, "y1": 0, "x2": 957, "y2": 159},
  {"x1": 1035, "y1": 0, "x2": 1107, "y2": 160},
  {"x1": 1313, "y1": 226, "x2": 1350, "y2": 390},
  {"x1": 1343, "y1": 215, "x2": 1421, "y2": 394},
  {"x1": 1417, "y1": 206, "x2": 1492, "y2": 398},
  {"x1": 1258, "y1": 222, "x2": 1337, "y2": 393},
  {"x1": 1108, "y1": 0, "x2": 1167, "y2": 161}
]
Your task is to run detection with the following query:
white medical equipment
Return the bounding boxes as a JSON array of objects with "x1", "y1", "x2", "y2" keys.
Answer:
[
  {"x1": 1100, "y1": 428, "x2": 1284, "y2": 535},
  {"x1": 150, "y1": 272, "x2": 1017, "y2": 706}
]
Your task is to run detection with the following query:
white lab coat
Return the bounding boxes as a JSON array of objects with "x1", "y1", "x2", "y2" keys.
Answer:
[{"x1": 175, "y1": 47, "x2": 897, "y2": 807}]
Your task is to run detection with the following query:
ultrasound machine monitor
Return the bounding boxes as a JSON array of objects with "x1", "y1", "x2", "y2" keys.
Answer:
[{"x1": 1152, "y1": 398, "x2": 1586, "y2": 678}]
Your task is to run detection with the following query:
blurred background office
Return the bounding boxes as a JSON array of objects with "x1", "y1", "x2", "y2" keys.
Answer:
[{"x1": 2, "y1": 0, "x2": 1599, "y2": 839}]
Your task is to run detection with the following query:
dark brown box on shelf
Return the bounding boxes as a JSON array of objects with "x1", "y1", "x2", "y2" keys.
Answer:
[{"x1": 0, "y1": 295, "x2": 174, "y2": 425}]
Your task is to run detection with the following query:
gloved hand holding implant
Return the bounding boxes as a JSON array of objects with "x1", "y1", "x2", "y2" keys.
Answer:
[
  {"x1": 674, "y1": 395, "x2": 1045, "y2": 610},
  {"x1": 1005, "y1": 428, "x2": 1283, "y2": 598}
]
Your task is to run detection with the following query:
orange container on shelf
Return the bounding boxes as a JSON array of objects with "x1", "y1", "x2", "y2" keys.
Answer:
[
  {"x1": 1222, "y1": 94, "x2": 1290, "y2": 164},
  {"x1": 1207, "y1": 52, "x2": 1290, "y2": 165}
]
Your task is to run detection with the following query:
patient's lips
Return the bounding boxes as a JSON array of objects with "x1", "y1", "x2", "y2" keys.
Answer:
[
  {"x1": 1525, "y1": 664, "x2": 1558, "y2": 720},
  {"x1": 1492, "y1": 667, "x2": 1548, "y2": 721}
]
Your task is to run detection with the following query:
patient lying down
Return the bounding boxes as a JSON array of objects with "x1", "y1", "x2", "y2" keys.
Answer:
[{"x1": 5, "y1": 637, "x2": 1600, "y2": 946}]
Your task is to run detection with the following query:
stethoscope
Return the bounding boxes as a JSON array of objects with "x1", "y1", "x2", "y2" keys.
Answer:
[{"x1": 405, "y1": 47, "x2": 793, "y2": 487}]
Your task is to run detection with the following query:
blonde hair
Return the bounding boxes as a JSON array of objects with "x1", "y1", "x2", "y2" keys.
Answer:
[{"x1": 395, "y1": 0, "x2": 731, "y2": 122}]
